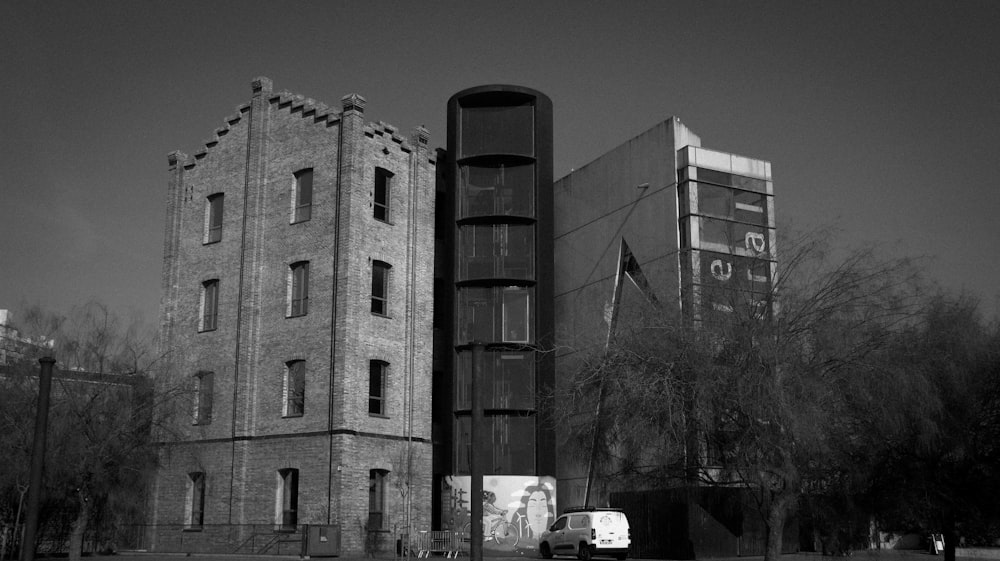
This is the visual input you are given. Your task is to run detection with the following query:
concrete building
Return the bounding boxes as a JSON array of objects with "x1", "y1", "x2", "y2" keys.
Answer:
[
  {"x1": 152, "y1": 77, "x2": 436, "y2": 555},
  {"x1": 553, "y1": 117, "x2": 777, "y2": 556}
]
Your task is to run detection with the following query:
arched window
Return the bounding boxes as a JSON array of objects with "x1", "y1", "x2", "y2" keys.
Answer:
[
  {"x1": 293, "y1": 169, "x2": 313, "y2": 223},
  {"x1": 374, "y1": 168, "x2": 392, "y2": 222},
  {"x1": 205, "y1": 193, "x2": 224, "y2": 243},
  {"x1": 289, "y1": 261, "x2": 310, "y2": 317},
  {"x1": 284, "y1": 360, "x2": 305, "y2": 417},
  {"x1": 276, "y1": 468, "x2": 299, "y2": 531},
  {"x1": 371, "y1": 261, "x2": 391, "y2": 316}
]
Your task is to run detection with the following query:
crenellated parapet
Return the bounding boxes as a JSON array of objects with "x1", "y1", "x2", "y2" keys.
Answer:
[
  {"x1": 169, "y1": 77, "x2": 434, "y2": 169},
  {"x1": 268, "y1": 90, "x2": 343, "y2": 127}
]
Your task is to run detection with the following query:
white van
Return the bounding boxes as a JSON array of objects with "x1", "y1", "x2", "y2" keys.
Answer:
[{"x1": 538, "y1": 507, "x2": 631, "y2": 560}]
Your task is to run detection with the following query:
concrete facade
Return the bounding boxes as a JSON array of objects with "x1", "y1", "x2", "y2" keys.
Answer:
[
  {"x1": 153, "y1": 77, "x2": 436, "y2": 555},
  {"x1": 552, "y1": 118, "x2": 776, "y2": 511}
]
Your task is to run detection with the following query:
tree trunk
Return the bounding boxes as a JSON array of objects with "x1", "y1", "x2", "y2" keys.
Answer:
[
  {"x1": 763, "y1": 490, "x2": 795, "y2": 561},
  {"x1": 67, "y1": 492, "x2": 90, "y2": 561}
]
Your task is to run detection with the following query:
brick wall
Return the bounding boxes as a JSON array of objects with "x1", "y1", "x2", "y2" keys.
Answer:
[{"x1": 153, "y1": 77, "x2": 435, "y2": 556}]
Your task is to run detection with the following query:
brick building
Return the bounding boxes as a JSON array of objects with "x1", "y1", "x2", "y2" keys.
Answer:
[{"x1": 151, "y1": 77, "x2": 436, "y2": 554}]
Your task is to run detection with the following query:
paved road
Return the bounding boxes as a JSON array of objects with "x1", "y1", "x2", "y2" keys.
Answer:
[{"x1": 30, "y1": 550, "x2": 971, "y2": 561}]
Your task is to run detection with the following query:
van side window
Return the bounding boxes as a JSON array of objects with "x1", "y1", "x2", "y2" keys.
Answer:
[
  {"x1": 570, "y1": 514, "x2": 589, "y2": 528},
  {"x1": 551, "y1": 517, "x2": 567, "y2": 531}
]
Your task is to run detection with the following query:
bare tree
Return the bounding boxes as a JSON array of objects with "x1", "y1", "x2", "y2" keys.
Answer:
[
  {"x1": 553, "y1": 230, "x2": 923, "y2": 561},
  {"x1": 0, "y1": 302, "x2": 185, "y2": 561}
]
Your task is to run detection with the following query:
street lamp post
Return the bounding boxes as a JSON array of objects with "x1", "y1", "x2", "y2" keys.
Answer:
[{"x1": 20, "y1": 356, "x2": 55, "y2": 561}]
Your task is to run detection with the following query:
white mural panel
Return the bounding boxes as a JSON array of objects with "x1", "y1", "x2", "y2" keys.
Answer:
[{"x1": 442, "y1": 475, "x2": 557, "y2": 554}]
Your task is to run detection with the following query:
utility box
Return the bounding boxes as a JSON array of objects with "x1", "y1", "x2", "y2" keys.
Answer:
[{"x1": 306, "y1": 525, "x2": 340, "y2": 557}]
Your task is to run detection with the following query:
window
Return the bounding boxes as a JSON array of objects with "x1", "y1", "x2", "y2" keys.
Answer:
[
  {"x1": 502, "y1": 287, "x2": 530, "y2": 343},
  {"x1": 205, "y1": 193, "x2": 224, "y2": 244},
  {"x1": 186, "y1": 472, "x2": 205, "y2": 529},
  {"x1": 293, "y1": 169, "x2": 313, "y2": 223},
  {"x1": 277, "y1": 468, "x2": 298, "y2": 530},
  {"x1": 289, "y1": 261, "x2": 309, "y2": 317},
  {"x1": 371, "y1": 261, "x2": 390, "y2": 316},
  {"x1": 193, "y1": 371, "x2": 213, "y2": 425},
  {"x1": 284, "y1": 360, "x2": 305, "y2": 417},
  {"x1": 369, "y1": 360, "x2": 387, "y2": 416},
  {"x1": 459, "y1": 101, "x2": 535, "y2": 157},
  {"x1": 368, "y1": 469, "x2": 388, "y2": 530},
  {"x1": 459, "y1": 163, "x2": 535, "y2": 218},
  {"x1": 374, "y1": 168, "x2": 392, "y2": 222},
  {"x1": 201, "y1": 280, "x2": 219, "y2": 331}
]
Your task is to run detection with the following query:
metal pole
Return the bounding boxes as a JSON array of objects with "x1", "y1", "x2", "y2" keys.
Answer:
[
  {"x1": 20, "y1": 357, "x2": 55, "y2": 561},
  {"x1": 469, "y1": 343, "x2": 484, "y2": 561}
]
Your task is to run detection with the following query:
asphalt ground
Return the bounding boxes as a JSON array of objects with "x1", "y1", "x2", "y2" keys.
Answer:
[{"x1": 28, "y1": 549, "x2": 983, "y2": 561}]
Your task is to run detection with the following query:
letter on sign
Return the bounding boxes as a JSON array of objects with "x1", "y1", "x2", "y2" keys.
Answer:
[
  {"x1": 745, "y1": 232, "x2": 766, "y2": 253},
  {"x1": 711, "y1": 259, "x2": 732, "y2": 281}
]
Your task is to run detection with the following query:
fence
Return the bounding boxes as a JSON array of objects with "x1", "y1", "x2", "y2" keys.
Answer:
[
  {"x1": 119, "y1": 524, "x2": 306, "y2": 556},
  {"x1": 408, "y1": 529, "x2": 466, "y2": 558}
]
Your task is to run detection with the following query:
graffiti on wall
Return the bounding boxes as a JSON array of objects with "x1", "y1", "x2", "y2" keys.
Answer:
[{"x1": 443, "y1": 475, "x2": 557, "y2": 554}]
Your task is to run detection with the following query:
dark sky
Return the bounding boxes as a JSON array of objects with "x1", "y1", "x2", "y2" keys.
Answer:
[{"x1": 2, "y1": 0, "x2": 998, "y2": 325}]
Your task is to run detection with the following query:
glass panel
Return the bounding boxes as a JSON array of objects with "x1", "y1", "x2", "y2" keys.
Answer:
[
  {"x1": 287, "y1": 362, "x2": 305, "y2": 416},
  {"x1": 295, "y1": 169, "x2": 313, "y2": 222},
  {"x1": 456, "y1": 351, "x2": 472, "y2": 410},
  {"x1": 375, "y1": 168, "x2": 392, "y2": 222},
  {"x1": 732, "y1": 223, "x2": 770, "y2": 254},
  {"x1": 460, "y1": 163, "x2": 534, "y2": 218},
  {"x1": 207, "y1": 194, "x2": 223, "y2": 243},
  {"x1": 490, "y1": 351, "x2": 535, "y2": 409},
  {"x1": 696, "y1": 168, "x2": 768, "y2": 192},
  {"x1": 458, "y1": 287, "x2": 495, "y2": 343},
  {"x1": 455, "y1": 350, "x2": 536, "y2": 411},
  {"x1": 499, "y1": 225, "x2": 534, "y2": 279},
  {"x1": 699, "y1": 217, "x2": 734, "y2": 248},
  {"x1": 734, "y1": 190, "x2": 768, "y2": 225},
  {"x1": 502, "y1": 288, "x2": 530, "y2": 343},
  {"x1": 697, "y1": 183, "x2": 732, "y2": 219},
  {"x1": 369, "y1": 361, "x2": 385, "y2": 415},
  {"x1": 371, "y1": 262, "x2": 389, "y2": 315},
  {"x1": 455, "y1": 416, "x2": 471, "y2": 474},
  {"x1": 490, "y1": 415, "x2": 535, "y2": 474},
  {"x1": 459, "y1": 225, "x2": 495, "y2": 280},
  {"x1": 697, "y1": 251, "x2": 773, "y2": 297},
  {"x1": 460, "y1": 104, "x2": 534, "y2": 157}
]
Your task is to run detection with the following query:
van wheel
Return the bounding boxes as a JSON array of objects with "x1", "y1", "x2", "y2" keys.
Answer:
[
  {"x1": 540, "y1": 543, "x2": 553, "y2": 559},
  {"x1": 578, "y1": 544, "x2": 592, "y2": 561}
]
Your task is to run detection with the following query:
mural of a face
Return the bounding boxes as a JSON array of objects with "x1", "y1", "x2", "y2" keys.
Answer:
[{"x1": 526, "y1": 489, "x2": 550, "y2": 536}]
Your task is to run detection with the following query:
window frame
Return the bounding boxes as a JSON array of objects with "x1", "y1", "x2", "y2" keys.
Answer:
[
  {"x1": 289, "y1": 261, "x2": 310, "y2": 317},
  {"x1": 186, "y1": 471, "x2": 206, "y2": 530},
  {"x1": 193, "y1": 370, "x2": 214, "y2": 425},
  {"x1": 368, "y1": 468, "x2": 389, "y2": 531},
  {"x1": 276, "y1": 468, "x2": 299, "y2": 532},
  {"x1": 371, "y1": 261, "x2": 391, "y2": 316},
  {"x1": 293, "y1": 168, "x2": 313, "y2": 223},
  {"x1": 205, "y1": 193, "x2": 224, "y2": 244},
  {"x1": 200, "y1": 279, "x2": 219, "y2": 332},
  {"x1": 374, "y1": 167, "x2": 393, "y2": 222},
  {"x1": 369, "y1": 360, "x2": 388, "y2": 417},
  {"x1": 284, "y1": 360, "x2": 305, "y2": 417}
]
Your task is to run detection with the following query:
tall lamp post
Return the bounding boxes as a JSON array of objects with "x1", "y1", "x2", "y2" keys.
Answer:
[
  {"x1": 21, "y1": 356, "x2": 55, "y2": 561},
  {"x1": 469, "y1": 343, "x2": 484, "y2": 561}
]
